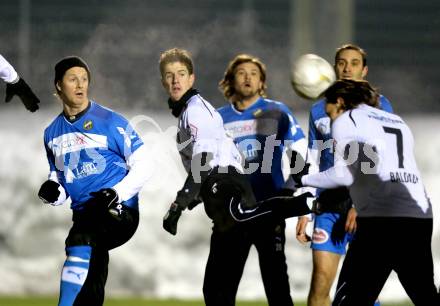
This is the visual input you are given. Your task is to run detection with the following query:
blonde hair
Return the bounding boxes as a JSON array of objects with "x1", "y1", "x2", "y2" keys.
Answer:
[{"x1": 159, "y1": 48, "x2": 194, "y2": 77}]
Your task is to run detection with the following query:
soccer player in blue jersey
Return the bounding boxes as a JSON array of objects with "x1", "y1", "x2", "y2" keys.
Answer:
[
  {"x1": 37, "y1": 56, "x2": 150, "y2": 306},
  {"x1": 217, "y1": 54, "x2": 308, "y2": 306},
  {"x1": 1, "y1": 53, "x2": 39, "y2": 112},
  {"x1": 295, "y1": 44, "x2": 393, "y2": 306}
]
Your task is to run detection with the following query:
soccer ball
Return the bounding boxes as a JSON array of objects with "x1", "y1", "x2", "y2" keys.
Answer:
[{"x1": 291, "y1": 53, "x2": 336, "y2": 100}]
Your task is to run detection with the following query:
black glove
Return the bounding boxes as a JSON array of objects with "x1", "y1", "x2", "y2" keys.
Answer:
[
  {"x1": 312, "y1": 187, "x2": 352, "y2": 215},
  {"x1": 89, "y1": 188, "x2": 122, "y2": 219},
  {"x1": 277, "y1": 188, "x2": 295, "y2": 197},
  {"x1": 187, "y1": 198, "x2": 202, "y2": 210},
  {"x1": 38, "y1": 180, "x2": 61, "y2": 204},
  {"x1": 291, "y1": 163, "x2": 310, "y2": 188},
  {"x1": 163, "y1": 202, "x2": 184, "y2": 235},
  {"x1": 5, "y1": 77, "x2": 40, "y2": 112}
]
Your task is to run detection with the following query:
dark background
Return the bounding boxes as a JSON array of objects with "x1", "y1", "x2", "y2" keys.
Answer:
[{"x1": 1, "y1": 0, "x2": 439, "y2": 114}]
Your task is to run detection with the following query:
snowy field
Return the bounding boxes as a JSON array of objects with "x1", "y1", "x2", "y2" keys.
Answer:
[{"x1": 0, "y1": 107, "x2": 439, "y2": 302}]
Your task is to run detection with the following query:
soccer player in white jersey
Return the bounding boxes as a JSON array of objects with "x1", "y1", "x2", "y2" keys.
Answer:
[
  {"x1": 159, "y1": 48, "x2": 312, "y2": 306},
  {"x1": 296, "y1": 44, "x2": 392, "y2": 306},
  {"x1": 0, "y1": 53, "x2": 39, "y2": 111},
  {"x1": 38, "y1": 56, "x2": 150, "y2": 306},
  {"x1": 296, "y1": 79, "x2": 439, "y2": 305}
]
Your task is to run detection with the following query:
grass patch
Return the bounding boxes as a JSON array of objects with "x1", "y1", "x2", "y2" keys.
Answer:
[{"x1": 0, "y1": 296, "x2": 412, "y2": 306}]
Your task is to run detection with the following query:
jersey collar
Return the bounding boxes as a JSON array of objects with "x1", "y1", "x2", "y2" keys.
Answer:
[
  {"x1": 168, "y1": 88, "x2": 199, "y2": 117},
  {"x1": 231, "y1": 96, "x2": 264, "y2": 114},
  {"x1": 63, "y1": 101, "x2": 92, "y2": 123}
]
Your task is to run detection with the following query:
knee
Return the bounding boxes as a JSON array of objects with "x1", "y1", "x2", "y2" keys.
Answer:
[
  {"x1": 310, "y1": 266, "x2": 336, "y2": 295},
  {"x1": 66, "y1": 232, "x2": 96, "y2": 248}
]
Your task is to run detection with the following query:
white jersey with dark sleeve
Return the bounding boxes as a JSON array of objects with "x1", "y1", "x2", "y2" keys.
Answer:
[
  {"x1": 0, "y1": 54, "x2": 19, "y2": 83},
  {"x1": 177, "y1": 94, "x2": 243, "y2": 173},
  {"x1": 302, "y1": 104, "x2": 432, "y2": 218}
]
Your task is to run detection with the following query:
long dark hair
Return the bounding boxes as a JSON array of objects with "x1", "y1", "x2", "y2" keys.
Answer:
[{"x1": 324, "y1": 79, "x2": 379, "y2": 110}]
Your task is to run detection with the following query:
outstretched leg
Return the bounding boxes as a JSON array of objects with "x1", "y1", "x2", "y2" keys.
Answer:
[{"x1": 230, "y1": 192, "x2": 313, "y2": 222}]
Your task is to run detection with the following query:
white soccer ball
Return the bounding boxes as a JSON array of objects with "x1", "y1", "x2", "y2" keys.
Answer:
[{"x1": 291, "y1": 53, "x2": 336, "y2": 100}]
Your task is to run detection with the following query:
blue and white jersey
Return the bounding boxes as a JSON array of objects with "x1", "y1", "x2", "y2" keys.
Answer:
[
  {"x1": 218, "y1": 97, "x2": 306, "y2": 201},
  {"x1": 308, "y1": 95, "x2": 393, "y2": 177},
  {"x1": 44, "y1": 101, "x2": 145, "y2": 210}
]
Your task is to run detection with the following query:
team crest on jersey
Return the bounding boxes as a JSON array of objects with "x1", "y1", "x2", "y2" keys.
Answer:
[
  {"x1": 83, "y1": 120, "x2": 93, "y2": 130},
  {"x1": 253, "y1": 109, "x2": 262, "y2": 117},
  {"x1": 312, "y1": 227, "x2": 329, "y2": 244}
]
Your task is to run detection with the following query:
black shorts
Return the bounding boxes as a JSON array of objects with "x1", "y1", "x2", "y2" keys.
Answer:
[
  {"x1": 200, "y1": 166, "x2": 256, "y2": 232},
  {"x1": 66, "y1": 203, "x2": 139, "y2": 250},
  {"x1": 199, "y1": 166, "x2": 311, "y2": 231}
]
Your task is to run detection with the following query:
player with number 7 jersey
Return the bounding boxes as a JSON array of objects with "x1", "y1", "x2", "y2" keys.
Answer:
[
  {"x1": 300, "y1": 79, "x2": 438, "y2": 305},
  {"x1": 304, "y1": 95, "x2": 431, "y2": 219}
]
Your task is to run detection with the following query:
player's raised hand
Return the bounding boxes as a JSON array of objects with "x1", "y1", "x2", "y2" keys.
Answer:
[{"x1": 5, "y1": 77, "x2": 40, "y2": 112}]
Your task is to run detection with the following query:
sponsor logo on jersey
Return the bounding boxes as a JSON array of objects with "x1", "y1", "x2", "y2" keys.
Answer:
[
  {"x1": 237, "y1": 139, "x2": 260, "y2": 160},
  {"x1": 83, "y1": 120, "x2": 93, "y2": 130},
  {"x1": 312, "y1": 227, "x2": 329, "y2": 244},
  {"x1": 74, "y1": 162, "x2": 99, "y2": 179},
  {"x1": 224, "y1": 120, "x2": 257, "y2": 138},
  {"x1": 368, "y1": 112, "x2": 403, "y2": 124},
  {"x1": 49, "y1": 132, "x2": 107, "y2": 156}
]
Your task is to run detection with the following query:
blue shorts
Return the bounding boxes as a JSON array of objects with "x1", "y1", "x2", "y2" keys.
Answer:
[{"x1": 311, "y1": 212, "x2": 353, "y2": 255}]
